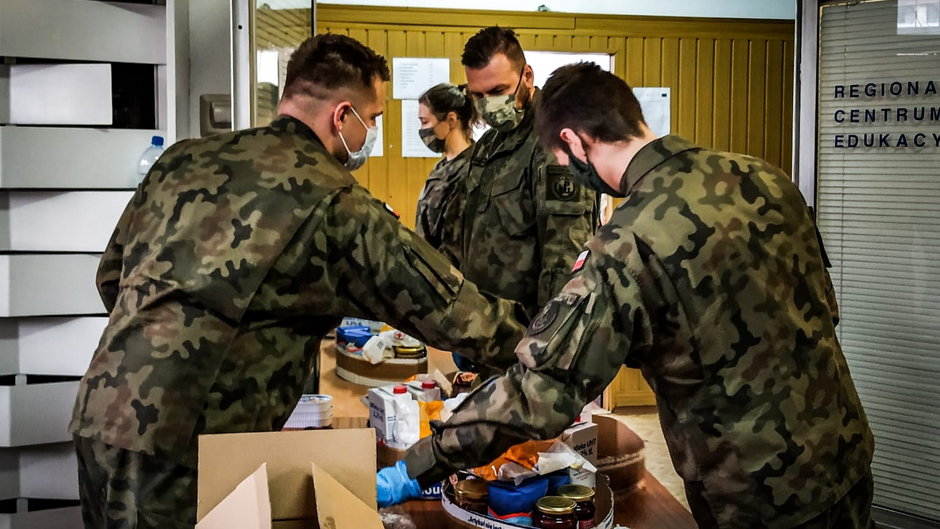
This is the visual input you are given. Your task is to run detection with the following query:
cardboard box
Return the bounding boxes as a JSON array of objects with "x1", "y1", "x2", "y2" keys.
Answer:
[{"x1": 195, "y1": 425, "x2": 383, "y2": 529}]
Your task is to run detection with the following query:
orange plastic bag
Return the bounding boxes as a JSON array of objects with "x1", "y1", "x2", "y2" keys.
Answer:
[
  {"x1": 470, "y1": 439, "x2": 556, "y2": 481},
  {"x1": 418, "y1": 400, "x2": 444, "y2": 439}
]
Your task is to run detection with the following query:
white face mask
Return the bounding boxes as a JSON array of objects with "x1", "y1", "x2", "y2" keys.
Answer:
[{"x1": 338, "y1": 106, "x2": 378, "y2": 171}]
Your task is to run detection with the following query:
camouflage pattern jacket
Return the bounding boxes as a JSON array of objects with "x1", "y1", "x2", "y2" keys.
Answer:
[
  {"x1": 414, "y1": 145, "x2": 471, "y2": 267},
  {"x1": 406, "y1": 136, "x2": 874, "y2": 529},
  {"x1": 461, "y1": 90, "x2": 597, "y2": 316},
  {"x1": 70, "y1": 116, "x2": 527, "y2": 467}
]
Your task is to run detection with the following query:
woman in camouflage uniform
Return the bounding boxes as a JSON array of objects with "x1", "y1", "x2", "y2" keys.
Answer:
[{"x1": 414, "y1": 82, "x2": 478, "y2": 267}]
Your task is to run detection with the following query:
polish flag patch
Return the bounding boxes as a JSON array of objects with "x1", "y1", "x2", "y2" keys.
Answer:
[
  {"x1": 384, "y1": 202, "x2": 400, "y2": 219},
  {"x1": 571, "y1": 250, "x2": 590, "y2": 272}
]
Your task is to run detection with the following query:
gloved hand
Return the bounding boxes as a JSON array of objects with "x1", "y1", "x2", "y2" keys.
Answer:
[{"x1": 376, "y1": 460, "x2": 423, "y2": 507}]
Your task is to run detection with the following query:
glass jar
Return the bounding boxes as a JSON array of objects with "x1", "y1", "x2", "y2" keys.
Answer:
[
  {"x1": 454, "y1": 479, "x2": 488, "y2": 515},
  {"x1": 533, "y1": 496, "x2": 577, "y2": 529},
  {"x1": 556, "y1": 484, "x2": 596, "y2": 528}
]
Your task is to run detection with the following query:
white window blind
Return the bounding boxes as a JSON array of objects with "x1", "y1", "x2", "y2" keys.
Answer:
[{"x1": 817, "y1": 0, "x2": 940, "y2": 522}]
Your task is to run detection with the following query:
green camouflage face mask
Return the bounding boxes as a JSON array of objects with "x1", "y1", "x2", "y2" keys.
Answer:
[{"x1": 475, "y1": 67, "x2": 526, "y2": 132}]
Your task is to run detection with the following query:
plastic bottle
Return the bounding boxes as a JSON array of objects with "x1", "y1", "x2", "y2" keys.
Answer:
[{"x1": 136, "y1": 135, "x2": 165, "y2": 184}]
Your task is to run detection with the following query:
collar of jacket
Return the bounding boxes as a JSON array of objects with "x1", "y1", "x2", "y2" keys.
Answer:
[
  {"x1": 271, "y1": 114, "x2": 325, "y2": 146},
  {"x1": 621, "y1": 134, "x2": 700, "y2": 194}
]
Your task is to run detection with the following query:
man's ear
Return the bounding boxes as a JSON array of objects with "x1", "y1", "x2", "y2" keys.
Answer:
[
  {"x1": 523, "y1": 63, "x2": 535, "y2": 87},
  {"x1": 332, "y1": 101, "x2": 352, "y2": 131},
  {"x1": 559, "y1": 128, "x2": 586, "y2": 161}
]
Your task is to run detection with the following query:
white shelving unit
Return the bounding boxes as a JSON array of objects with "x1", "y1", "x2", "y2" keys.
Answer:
[{"x1": 0, "y1": 1, "x2": 191, "y2": 526}]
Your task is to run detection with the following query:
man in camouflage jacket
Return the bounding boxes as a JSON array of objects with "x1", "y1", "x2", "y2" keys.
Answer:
[
  {"x1": 459, "y1": 27, "x2": 598, "y2": 317},
  {"x1": 70, "y1": 34, "x2": 527, "y2": 529},
  {"x1": 387, "y1": 63, "x2": 875, "y2": 529}
]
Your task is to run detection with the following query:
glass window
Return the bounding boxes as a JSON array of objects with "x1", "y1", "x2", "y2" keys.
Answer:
[{"x1": 817, "y1": 0, "x2": 940, "y2": 521}]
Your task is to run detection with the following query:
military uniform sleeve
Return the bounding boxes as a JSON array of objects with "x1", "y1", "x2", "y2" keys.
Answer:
[
  {"x1": 535, "y1": 156, "x2": 598, "y2": 306},
  {"x1": 404, "y1": 243, "x2": 652, "y2": 486},
  {"x1": 325, "y1": 184, "x2": 528, "y2": 370},
  {"x1": 96, "y1": 198, "x2": 135, "y2": 313}
]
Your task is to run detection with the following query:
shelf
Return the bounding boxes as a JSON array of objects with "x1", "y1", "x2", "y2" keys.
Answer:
[
  {"x1": 0, "y1": 0, "x2": 165, "y2": 64},
  {"x1": 0, "y1": 255, "x2": 105, "y2": 317},
  {"x1": 0, "y1": 191, "x2": 133, "y2": 252},
  {"x1": 0, "y1": 443, "x2": 78, "y2": 500},
  {"x1": 0, "y1": 127, "x2": 165, "y2": 189},
  {"x1": 0, "y1": 382, "x2": 79, "y2": 447},
  {"x1": 0, "y1": 318, "x2": 106, "y2": 377}
]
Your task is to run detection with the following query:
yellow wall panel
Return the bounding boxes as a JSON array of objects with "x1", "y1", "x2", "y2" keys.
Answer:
[{"x1": 261, "y1": 7, "x2": 794, "y2": 244}]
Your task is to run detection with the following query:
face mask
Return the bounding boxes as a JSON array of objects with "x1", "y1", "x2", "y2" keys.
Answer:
[
  {"x1": 475, "y1": 67, "x2": 526, "y2": 132},
  {"x1": 563, "y1": 145, "x2": 625, "y2": 198},
  {"x1": 338, "y1": 106, "x2": 378, "y2": 171},
  {"x1": 419, "y1": 127, "x2": 445, "y2": 153}
]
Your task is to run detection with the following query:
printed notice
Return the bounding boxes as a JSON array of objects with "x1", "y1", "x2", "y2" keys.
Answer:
[
  {"x1": 393, "y1": 58, "x2": 450, "y2": 100},
  {"x1": 634, "y1": 87, "x2": 671, "y2": 138},
  {"x1": 402, "y1": 99, "x2": 441, "y2": 158}
]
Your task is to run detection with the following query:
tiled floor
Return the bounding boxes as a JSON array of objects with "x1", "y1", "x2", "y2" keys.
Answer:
[
  {"x1": 317, "y1": 342, "x2": 690, "y2": 512},
  {"x1": 607, "y1": 407, "x2": 689, "y2": 511}
]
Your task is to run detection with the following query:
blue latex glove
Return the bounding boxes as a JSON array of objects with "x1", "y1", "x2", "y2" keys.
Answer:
[{"x1": 376, "y1": 460, "x2": 423, "y2": 507}]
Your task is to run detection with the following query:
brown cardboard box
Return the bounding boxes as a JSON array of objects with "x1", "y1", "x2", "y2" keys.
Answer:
[{"x1": 195, "y1": 424, "x2": 383, "y2": 529}]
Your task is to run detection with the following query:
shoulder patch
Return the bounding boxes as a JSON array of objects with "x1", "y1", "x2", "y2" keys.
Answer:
[
  {"x1": 571, "y1": 250, "x2": 590, "y2": 273},
  {"x1": 546, "y1": 164, "x2": 580, "y2": 202},
  {"x1": 383, "y1": 202, "x2": 400, "y2": 220},
  {"x1": 529, "y1": 301, "x2": 560, "y2": 335}
]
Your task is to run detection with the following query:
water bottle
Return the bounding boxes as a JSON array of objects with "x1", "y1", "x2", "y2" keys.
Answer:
[{"x1": 136, "y1": 135, "x2": 165, "y2": 184}]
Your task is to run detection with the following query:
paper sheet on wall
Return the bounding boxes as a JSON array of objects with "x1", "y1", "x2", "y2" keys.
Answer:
[
  {"x1": 370, "y1": 115, "x2": 384, "y2": 158},
  {"x1": 633, "y1": 87, "x2": 671, "y2": 138},
  {"x1": 401, "y1": 99, "x2": 442, "y2": 158},
  {"x1": 392, "y1": 58, "x2": 450, "y2": 100}
]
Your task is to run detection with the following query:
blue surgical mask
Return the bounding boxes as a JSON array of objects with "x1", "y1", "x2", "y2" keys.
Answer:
[{"x1": 339, "y1": 106, "x2": 378, "y2": 171}]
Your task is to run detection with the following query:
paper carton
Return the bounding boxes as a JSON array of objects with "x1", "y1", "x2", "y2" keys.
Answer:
[
  {"x1": 195, "y1": 425, "x2": 382, "y2": 529},
  {"x1": 561, "y1": 421, "x2": 599, "y2": 465},
  {"x1": 367, "y1": 385, "x2": 420, "y2": 449}
]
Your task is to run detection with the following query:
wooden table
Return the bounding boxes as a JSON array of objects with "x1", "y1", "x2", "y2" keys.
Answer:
[{"x1": 399, "y1": 470, "x2": 697, "y2": 529}]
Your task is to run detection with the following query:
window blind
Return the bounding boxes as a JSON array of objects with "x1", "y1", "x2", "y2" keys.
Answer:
[{"x1": 817, "y1": 0, "x2": 940, "y2": 521}]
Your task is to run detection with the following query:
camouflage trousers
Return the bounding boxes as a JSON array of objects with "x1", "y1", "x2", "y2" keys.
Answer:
[
  {"x1": 74, "y1": 435, "x2": 197, "y2": 529},
  {"x1": 685, "y1": 470, "x2": 874, "y2": 529}
]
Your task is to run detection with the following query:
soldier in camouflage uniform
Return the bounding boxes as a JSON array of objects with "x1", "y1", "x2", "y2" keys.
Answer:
[
  {"x1": 70, "y1": 34, "x2": 527, "y2": 529},
  {"x1": 459, "y1": 27, "x2": 598, "y2": 318},
  {"x1": 382, "y1": 63, "x2": 875, "y2": 529},
  {"x1": 415, "y1": 82, "x2": 477, "y2": 267}
]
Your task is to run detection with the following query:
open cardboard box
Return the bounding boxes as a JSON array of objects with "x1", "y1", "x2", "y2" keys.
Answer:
[{"x1": 195, "y1": 421, "x2": 383, "y2": 529}]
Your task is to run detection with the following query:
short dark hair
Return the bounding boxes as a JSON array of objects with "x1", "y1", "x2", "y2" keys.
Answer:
[
  {"x1": 536, "y1": 62, "x2": 646, "y2": 152},
  {"x1": 283, "y1": 33, "x2": 390, "y2": 99},
  {"x1": 461, "y1": 26, "x2": 526, "y2": 70},
  {"x1": 419, "y1": 83, "x2": 479, "y2": 136}
]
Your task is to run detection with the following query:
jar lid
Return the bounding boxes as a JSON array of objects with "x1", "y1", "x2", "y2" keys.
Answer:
[
  {"x1": 394, "y1": 345, "x2": 425, "y2": 353},
  {"x1": 454, "y1": 479, "x2": 489, "y2": 500},
  {"x1": 535, "y1": 496, "x2": 577, "y2": 515},
  {"x1": 556, "y1": 484, "x2": 595, "y2": 501}
]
